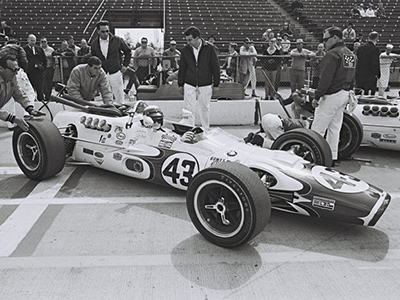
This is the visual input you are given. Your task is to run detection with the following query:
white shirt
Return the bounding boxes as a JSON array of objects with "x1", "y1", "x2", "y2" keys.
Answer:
[
  {"x1": 192, "y1": 39, "x2": 202, "y2": 63},
  {"x1": 100, "y1": 36, "x2": 109, "y2": 58}
]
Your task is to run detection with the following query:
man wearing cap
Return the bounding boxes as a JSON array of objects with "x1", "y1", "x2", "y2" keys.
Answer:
[
  {"x1": 133, "y1": 36, "x2": 157, "y2": 85},
  {"x1": 289, "y1": 38, "x2": 315, "y2": 92},
  {"x1": 162, "y1": 40, "x2": 181, "y2": 83},
  {"x1": 378, "y1": 44, "x2": 399, "y2": 97},
  {"x1": 311, "y1": 26, "x2": 356, "y2": 166},
  {"x1": 355, "y1": 31, "x2": 380, "y2": 95},
  {"x1": 178, "y1": 26, "x2": 220, "y2": 130}
]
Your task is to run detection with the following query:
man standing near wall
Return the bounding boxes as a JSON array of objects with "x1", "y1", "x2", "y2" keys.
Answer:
[{"x1": 178, "y1": 26, "x2": 220, "y2": 130}]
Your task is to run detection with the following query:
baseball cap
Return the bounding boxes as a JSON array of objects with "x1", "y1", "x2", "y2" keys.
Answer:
[
  {"x1": 244, "y1": 37, "x2": 252, "y2": 43},
  {"x1": 170, "y1": 40, "x2": 177, "y2": 45},
  {"x1": 386, "y1": 44, "x2": 394, "y2": 49},
  {"x1": 296, "y1": 39, "x2": 304, "y2": 44}
]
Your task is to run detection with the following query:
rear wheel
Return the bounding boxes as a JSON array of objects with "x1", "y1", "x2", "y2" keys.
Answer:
[
  {"x1": 338, "y1": 113, "x2": 363, "y2": 160},
  {"x1": 12, "y1": 118, "x2": 66, "y2": 180},
  {"x1": 186, "y1": 162, "x2": 270, "y2": 248},
  {"x1": 272, "y1": 128, "x2": 333, "y2": 166}
]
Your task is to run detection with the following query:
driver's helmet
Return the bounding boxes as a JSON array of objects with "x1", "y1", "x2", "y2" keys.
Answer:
[{"x1": 143, "y1": 105, "x2": 164, "y2": 126}]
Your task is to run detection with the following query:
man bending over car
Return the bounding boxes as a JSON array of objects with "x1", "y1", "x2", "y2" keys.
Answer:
[
  {"x1": 244, "y1": 91, "x2": 313, "y2": 148},
  {"x1": 0, "y1": 54, "x2": 44, "y2": 131},
  {"x1": 67, "y1": 56, "x2": 114, "y2": 106}
]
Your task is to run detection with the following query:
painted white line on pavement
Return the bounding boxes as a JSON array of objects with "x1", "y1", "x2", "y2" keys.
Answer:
[
  {"x1": 0, "y1": 167, "x2": 76, "y2": 257},
  {"x1": 0, "y1": 167, "x2": 23, "y2": 175},
  {"x1": 0, "y1": 204, "x2": 48, "y2": 257},
  {"x1": 0, "y1": 196, "x2": 186, "y2": 205},
  {"x1": 0, "y1": 249, "x2": 399, "y2": 269}
]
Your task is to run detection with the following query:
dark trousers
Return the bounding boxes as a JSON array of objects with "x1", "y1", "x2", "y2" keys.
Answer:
[
  {"x1": 356, "y1": 77, "x2": 377, "y2": 95},
  {"x1": 125, "y1": 68, "x2": 140, "y2": 91},
  {"x1": 43, "y1": 67, "x2": 54, "y2": 100},
  {"x1": 27, "y1": 68, "x2": 44, "y2": 101}
]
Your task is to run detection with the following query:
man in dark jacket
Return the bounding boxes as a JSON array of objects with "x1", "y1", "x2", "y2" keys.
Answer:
[
  {"x1": 355, "y1": 31, "x2": 380, "y2": 95},
  {"x1": 23, "y1": 34, "x2": 47, "y2": 102},
  {"x1": 178, "y1": 26, "x2": 220, "y2": 130},
  {"x1": 91, "y1": 20, "x2": 132, "y2": 105},
  {"x1": 311, "y1": 26, "x2": 356, "y2": 165}
]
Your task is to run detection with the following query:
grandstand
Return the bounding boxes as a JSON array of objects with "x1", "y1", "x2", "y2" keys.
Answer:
[{"x1": 0, "y1": 0, "x2": 397, "y2": 50}]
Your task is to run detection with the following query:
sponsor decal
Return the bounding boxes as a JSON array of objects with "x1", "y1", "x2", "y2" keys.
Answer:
[
  {"x1": 312, "y1": 166, "x2": 369, "y2": 193},
  {"x1": 113, "y1": 153, "x2": 122, "y2": 161},
  {"x1": 129, "y1": 138, "x2": 138, "y2": 146},
  {"x1": 379, "y1": 139, "x2": 396, "y2": 144},
  {"x1": 343, "y1": 54, "x2": 355, "y2": 68},
  {"x1": 371, "y1": 133, "x2": 381, "y2": 139},
  {"x1": 312, "y1": 196, "x2": 335, "y2": 211},
  {"x1": 94, "y1": 152, "x2": 104, "y2": 158},
  {"x1": 209, "y1": 156, "x2": 230, "y2": 166},
  {"x1": 115, "y1": 140, "x2": 123, "y2": 146},
  {"x1": 158, "y1": 134, "x2": 177, "y2": 149},
  {"x1": 383, "y1": 133, "x2": 397, "y2": 139},
  {"x1": 114, "y1": 126, "x2": 123, "y2": 133},
  {"x1": 94, "y1": 158, "x2": 104, "y2": 165},
  {"x1": 99, "y1": 135, "x2": 107, "y2": 143},
  {"x1": 116, "y1": 132, "x2": 126, "y2": 140},
  {"x1": 83, "y1": 148, "x2": 94, "y2": 155}
]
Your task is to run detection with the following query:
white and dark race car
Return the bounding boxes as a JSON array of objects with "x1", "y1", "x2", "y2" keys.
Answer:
[{"x1": 11, "y1": 96, "x2": 391, "y2": 248}]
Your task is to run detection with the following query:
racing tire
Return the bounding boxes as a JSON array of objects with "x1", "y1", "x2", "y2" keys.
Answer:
[
  {"x1": 271, "y1": 128, "x2": 333, "y2": 167},
  {"x1": 338, "y1": 113, "x2": 363, "y2": 160},
  {"x1": 12, "y1": 118, "x2": 66, "y2": 180},
  {"x1": 186, "y1": 162, "x2": 270, "y2": 248}
]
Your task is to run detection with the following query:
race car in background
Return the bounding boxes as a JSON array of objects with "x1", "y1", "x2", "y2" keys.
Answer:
[{"x1": 11, "y1": 96, "x2": 391, "y2": 248}]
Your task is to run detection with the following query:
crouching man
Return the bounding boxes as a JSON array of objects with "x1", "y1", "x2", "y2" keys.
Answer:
[{"x1": 0, "y1": 54, "x2": 44, "y2": 131}]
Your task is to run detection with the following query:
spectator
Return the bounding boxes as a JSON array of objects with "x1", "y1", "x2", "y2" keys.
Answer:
[
  {"x1": 342, "y1": 22, "x2": 357, "y2": 49},
  {"x1": 77, "y1": 39, "x2": 91, "y2": 65},
  {"x1": 359, "y1": 4, "x2": 366, "y2": 17},
  {"x1": 291, "y1": 0, "x2": 304, "y2": 18},
  {"x1": 356, "y1": 31, "x2": 380, "y2": 95},
  {"x1": 208, "y1": 35, "x2": 219, "y2": 54},
  {"x1": 355, "y1": 32, "x2": 365, "y2": 44},
  {"x1": 67, "y1": 35, "x2": 80, "y2": 56},
  {"x1": 0, "y1": 54, "x2": 44, "y2": 132},
  {"x1": 40, "y1": 37, "x2": 55, "y2": 101},
  {"x1": 311, "y1": 26, "x2": 356, "y2": 166},
  {"x1": 279, "y1": 22, "x2": 293, "y2": 39},
  {"x1": 66, "y1": 56, "x2": 113, "y2": 105},
  {"x1": 262, "y1": 38, "x2": 282, "y2": 100},
  {"x1": 289, "y1": 39, "x2": 315, "y2": 92},
  {"x1": 353, "y1": 42, "x2": 361, "y2": 54},
  {"x1": 162, "y1": 40, "x2": 181, "y2": 83},
  {"x1": 262, "y1": 28, "x2": 273, "y2": 41},
  {"x1": 23, "y1": 34, "x2": 47, "y2": 102},
  {"x1": 350, "y1": 4, "x2": 361, "y2": 18},
  {"x1": 376, "y1": 2, "x2": 386, "y2": 18},
  {"x1": 378, "y1": 44, "x2": 399, "y2": 97},
  {"x1": 309, "y1": 43, "x2": 325, "y2": 89},
  {"x1": 132, "y1": 37, "x2": 157, "y2": 85},
  {"x1": 222, "y1": 42, "x2": 238, "y2": 80},
  {"x1": 53, "y1": 40, "x2": 75, "y2": 84},
  {"x1": 0, "y1": 21, "x2": 13, "y2": 44},
  {"x1": 365, "y1": 4, "x2": 376, "y2": 17},
  {"x1": 91, "y1": 20, "x2": 132, "y2": 105},
  {"x1": 274, "y1": 36, "x2": 284, "y2": 91},
  {"x1": 239, "y1": 37, "x2": 258, "y2": 97},
  {"x1": 178, "y1": 26, "x2": 220, "y2": 130}
]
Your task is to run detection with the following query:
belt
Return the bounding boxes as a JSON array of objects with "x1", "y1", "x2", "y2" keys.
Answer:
[{"x1": 106, "y1": 70, "x2": 119, "y2": 75}]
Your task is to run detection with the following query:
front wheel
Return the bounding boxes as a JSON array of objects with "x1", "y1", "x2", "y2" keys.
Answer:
[
  {"x1": 271, "y1": 128, "x2": 333, "y2": 167},
  {"x1": 186, "y1": 162, "x2": 270, "y2": 248},
  {"x1": 12, "y1": 118, "x2": 66, "y2": 180}
]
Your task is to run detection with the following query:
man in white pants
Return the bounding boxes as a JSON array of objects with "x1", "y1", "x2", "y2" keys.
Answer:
[
  {"x1": 378, "y1": 44, "x2": 399, "y2": 97},
  {"x1": 311, "y1": 26, "x2": 356, "y2": 166},
  {"x1": 178, "y1": 26, "x2": 220, "y2": 130}
]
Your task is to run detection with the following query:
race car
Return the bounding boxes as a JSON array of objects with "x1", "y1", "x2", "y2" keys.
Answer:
[
  {"x1": 352, "y1": 95, "x2": 400, "y2": 151},
  {"x1": 11, "y1": 96, "x2": 391, "y2": 248}
]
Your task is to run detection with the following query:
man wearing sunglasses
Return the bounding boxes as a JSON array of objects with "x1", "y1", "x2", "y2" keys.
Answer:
[
  {"x1": 311, "y1": 26, "x2": 356, "y2": 166},
  {"x1": 0, "y1": 54, "x2": 44, "y2": 131},
  {"x1": 91, "y1": 20, "x2": 132, "y2": 105}
]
